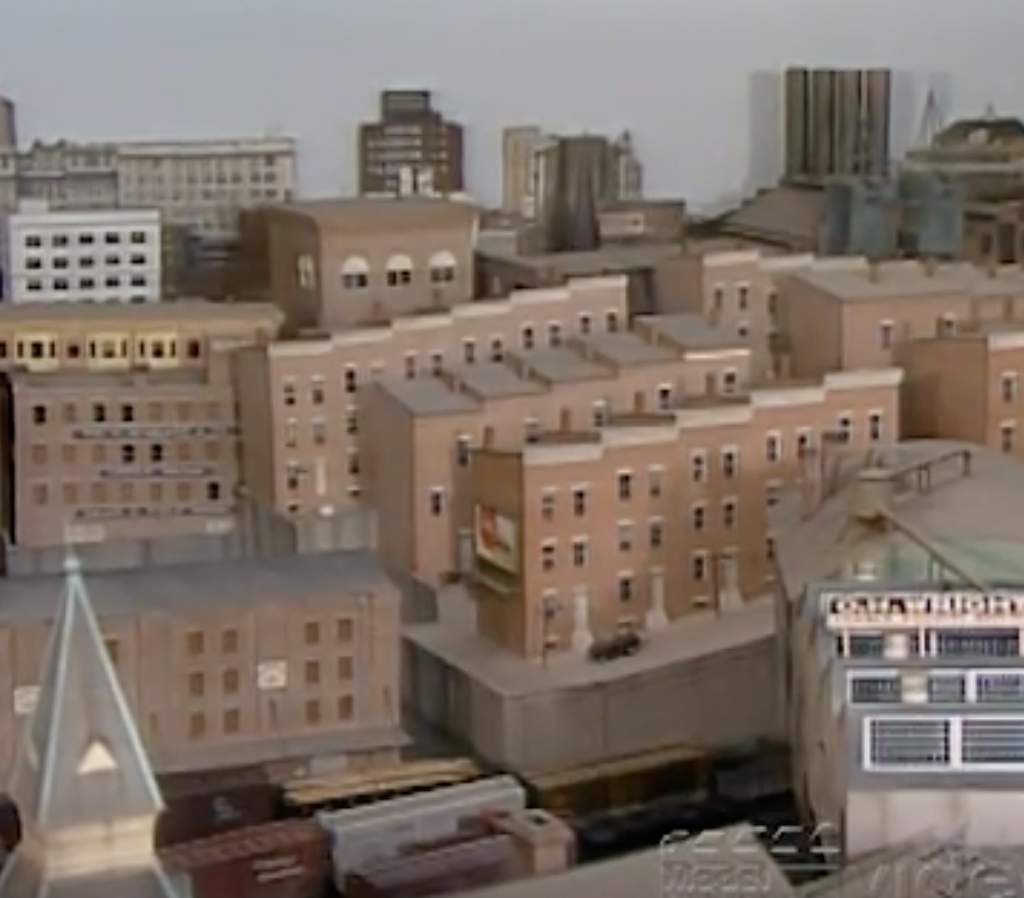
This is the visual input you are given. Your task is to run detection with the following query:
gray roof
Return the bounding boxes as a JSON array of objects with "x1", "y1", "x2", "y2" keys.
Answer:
[
  {"x1": 639, "y1": 312, "x2": 746, "y2": 351},
  {"x1": 513, "y1": 347, "x2": 609, "y2": 383},
  {"x1": 772, "y1": 440, "x2": 1024, "y2": 599},
  {"x1": 576, "y1": 331, "x2": 677, "y2": 366},
  {"x1": 791, "y1": 260, "x2": 1024, "y2": 301},
  {"x1": 457, "y1": 363, "x2": 545, "y2": 400},
  {"x1": 0, "y1": 301, "x2": 279, "y2": 325},
  {"x1": 373, "y1": 377, "x2": 479, "y2": 416},
  {"x1": 0, "y1": 550, "x2": 390, "y2": 622}
]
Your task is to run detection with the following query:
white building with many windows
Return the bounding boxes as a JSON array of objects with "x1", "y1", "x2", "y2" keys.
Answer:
[
  {"x1": 773, "y1": 440, "x2": 1024, "y2": 861},
  {"x1": 3, "y1": 200, "x2": 162, "y2": 304}
]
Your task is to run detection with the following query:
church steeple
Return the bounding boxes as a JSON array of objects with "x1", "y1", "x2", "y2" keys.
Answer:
[{"x1": 0, "y1": 553, "x2": 184, "y2": 897}]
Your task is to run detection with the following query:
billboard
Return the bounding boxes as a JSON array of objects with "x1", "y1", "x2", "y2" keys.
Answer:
[
  {"x1": 473, "y1": 505, "x2": 518, "y2": 576},
  {"x1": 821, "y1": 587, "x2": 1024, "y2": 630}
]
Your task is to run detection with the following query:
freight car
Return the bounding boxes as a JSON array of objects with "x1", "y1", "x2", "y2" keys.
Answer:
[
  {"x1": 282, "y1": 758, "x2": 484, "y2": 816},
  {"x1": 156, "y1": 764, "x2": 276, "y2": 848},
  {"x1": 159, "y1": 819, "x2": 329, "y2": 898}
]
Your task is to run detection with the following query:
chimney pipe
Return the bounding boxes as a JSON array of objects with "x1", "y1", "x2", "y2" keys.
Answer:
[
  {"x1": 482, "y1": 426, "x2": 495, "y2": 449},
  {"x1": 559, "y1": 407, "x2": 572, "y2": 430},
  {"x1": 922, "y1": 257, "x2": 936, "y2": 277},
  {"x1": 633, "y1": 390, "x2": 646, "y2": 412},
  {"x1": 868, "y1": 260, "x2": 880, "y2": 283},
  {"x1": 987, "y1": 256, "x2": 999, "y2": 278}
]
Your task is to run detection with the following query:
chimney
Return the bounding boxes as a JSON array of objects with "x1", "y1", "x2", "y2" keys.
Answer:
[
  {"x1": 922, "y1": 257, "x2": 936, "y2": 277},
  {"x1": 1003, "y1": 295, "x2": 1015, "y2": 321},
  {"x1": 867, "y1": 260, "x2": 880, "y2": 283},
  {"x1": 482, "y1": 426, "x2": 496, "y2": 449},
  {"x1": 633, "y1": 390, "x2": 646, "y2": 412},
  {"x1": 558, "y1": 407, "x2": 572, "y2": 430},
  {"x1": 799, "y1": 446, "x2": 825, "y2": 519},
  {"x1": 987, "y1": 255, "x2": 999, "y2": 278}
]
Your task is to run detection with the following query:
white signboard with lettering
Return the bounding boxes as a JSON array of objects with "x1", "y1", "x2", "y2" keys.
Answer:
[
  {"x1": 823, "y1": 589, "x2": 1024, "y2": 630},
  {"x1": 13, "y1": 685, "x2": 39, "y2": 717},
  {"x1": 256, "y1": 660, "x2": 288, "y2": 691}
]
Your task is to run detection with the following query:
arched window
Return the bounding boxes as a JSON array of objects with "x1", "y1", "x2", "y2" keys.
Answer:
[
  {"x1": 296, "y1": 254, "x2": 316, "y2": 289},
  {"x1": 428, "y1": 250, "x2": 457, "y2": 284},
  {"x1": 386, "y1": 254, "x2": 413, "y2": 287},
  {"x1": 341, "y1": 256, "x2": 370, "y2": 290}
]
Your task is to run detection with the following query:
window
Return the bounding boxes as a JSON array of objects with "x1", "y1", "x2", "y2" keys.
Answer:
[
  {"x1": 926, "y1": 674, "x2": 966, "y2": 704},
  {"x1": 935, "y1": 629, "x2": 1019, "y2": 657},
  {"x1": 961, "y1": 718, "x2": 1024, "y2": 765},
  {"x1": 937, "y1": 314, "x2": 956, "y2": 336},
  {"x1": 521, "y1": 325, "x2": 535, "y2": 349},
  {"x1": 691, "y1": 551, "x2": 709, "y2": 581},
  {"x1": 346, "y1": 406, "x2": 359, "y2": 435},
  {"x1": 336, "y1": 618, "x2": 353, "y2": 642},
  {"x1": 572, "y1": 488, "x2": 587, "y2": 516},
  {"x1": 541, "y1": 541, "x2": 556, "y2": 572},
  {"x1": 656, "y1": 384, "x2": 673, "y2": 410},
  {"x1": 121, "y1": 403, "x2": 134, "y2": 423},
  {"x1": 976, "y1": 672, "x2": 1024, "y2": 704},
  {"x1": 737, "y1": 320, "x2": 749, "y2": 339},
  {"x1": 430, "y1": 351, "x2": 444, "y2": 375},
  {"x1": 282, "y1": 382, "x2": 296, "y2": 406},
  {"x1": 104, "y1": 231, "x2": 120, "y2": 245},
  {"x1": 606, "y1": 311, "x2": 619, "y2": 332},
  {"x1": 848, "y1": 674, "x2": 902, "y2": 704},
  {"x1": 722, "y1": 447, "x2": 739, "y2": 479},
  {"x1": 866, "y1": 717, "x2": 951, "y2": 768},
  {"x1": 32, "y1": 405, "x2": 46, "y2": 425},
  {"x1": 311, "y1": 420, "x2": 326, "y2": 446},
  {"x1": 462, "y1": 339, "x2": 476, "y2": 363},
  {"x1": 617, "y1": 522, "x2": 633, "y2": 552},
  {"x1": 847, "y1": 634, "x2": 885, "y2": 657},
  {"x1": 1001, "y1": 421, "x2": 1017, "y2": 453},
  {"x1": 869, "y1": 412, "x2": 884, "y2": 442},
  {"x1": 691, "y1": 451, "x2": 707, "y2": 483},
  {"x1": 524, "y1": 418, "x2": 542, "y2": 443},
  {"x1": 691, "y1": 503, "x2": 707, "y2": 531},
  {"x1": 311, "y1": 378, "x2": 325, "y2": 405},
  {"x1": 455, "y1": 435, "x2": 471, "y2": 466},
  {"x1": 121, "y1": 445, "x2": 135, "y2": 464},
  {"x1": 765, "y1": 432, "x2": 781, "y2": 463},
  {"x1": 188, "y1": 672, "x2": 205, "y2": 697},
  {"x1": 649, "y1": 518, "x2": 664, "y2": 549},
  {"x1": 24, "y1": 235, "x2": 41, "y2": 248},
  {"x1": 879, "y1": 320, "x2": 894, "y2": 349},
  {"x1": 206, "y1": 482, "x2": 221, "y2": 502},
  {"x1": 722, "y1": 498, "x2": 738, "y2": 530},
  {"x1": 797, "y1": 429, "x2": 812, "y2": 457},
  {"x1": 579, "y1": 313, "x2": 592, "y2": 335},
  {"x1": 347, "y1": 450, "x2": 360, "y2": 476},
  {"x1": 765, "y1": 480, "x2": 782, "y2": 509},
  {"x1": 836, "y1": 414, "x2": 853, "y2": 443},
  {"x1": 428, "y1": 487, "x2": 445, "y2": 516},
  {"x1": 1002, "y1": 372, "x2": 1019, "y2": 403},
  {"x1": 341, "y1": 257, "x2": 369, "y2": 289},
  {"x1": 490, "y1": 338, "x2": 504, "y2": 362},
  {"x1": 572, "y1": 537, "x2": 589, "y2": 567},
  {"x1": 404, "y1": 353, "x2": 417, "y2": 379},
  {"x1": 343, "y1": 365, "x2": 358, "y2": 394},
  {"x1": 548, "y1": 322, "x2": 563, "y2": 347},
  {"x1": 337, "y1": 657, "x2": 353, "y2": 680},
  {"x1": 188, "y1": 713, "x2": 206, "y2": 739},
  {"x1": 736, "y1": 284, "x2": 749, "y2": 311},
  {"x1": 336, "y1": 695, "x2": 354, "y2": 720},
  {"x1": 305, "y1": 700, "x2": 322, "y2": 725},
  {"x1": 618, "y1": 574, "x2": 634, "y2": 603},
  {"x1": 617, "y1": 471, "x2": 633, "y2": 500},
  {"x1": 592, "y1": 400, "x2": 609, "y2": 428},
  {"x1": 540, "y1": 490, "x2": 556, "y2": 521},
  {"x1": 648, "y1": 467, "x2": 664, "y2": 498},
  {"x1": 223, "y1": 709, "x2": 240, "y2": 734}
]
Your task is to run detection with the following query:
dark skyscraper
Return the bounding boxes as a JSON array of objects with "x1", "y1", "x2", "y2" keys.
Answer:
[
  {"x1": 783, "y1": 67, "x2": 892, "y2": 180},
  {"x1": 540, "y1": 136, "x2": 619, "y2": 253},
  {"x1": 357, "y1": 89, "x2": 465, "y2": 197}
]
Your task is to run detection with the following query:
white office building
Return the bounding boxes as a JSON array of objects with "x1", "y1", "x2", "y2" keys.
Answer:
[{"x1": 4, "y1": 201, "x2": 162, "y2": 304}]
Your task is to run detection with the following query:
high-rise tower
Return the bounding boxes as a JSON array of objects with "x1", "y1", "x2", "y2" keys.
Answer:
[{"x1": 0, "y1": 554, "x2": 184, "y2": 898}]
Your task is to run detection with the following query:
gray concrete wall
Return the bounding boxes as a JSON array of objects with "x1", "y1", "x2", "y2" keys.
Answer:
[{"x1": 406, "y1": 634, "x2": 783, "y2": 773}]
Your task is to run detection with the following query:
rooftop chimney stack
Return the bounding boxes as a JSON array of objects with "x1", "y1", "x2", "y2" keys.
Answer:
[
  {"x1": 922, "y1": 257, "x2": 936, "y2": 277},
  {"x1": 868, "y1": 260, "x2": 881, "y2": 283},
  {"x1": 799, "y1": 445, "x2": 826, "y2": 519}
]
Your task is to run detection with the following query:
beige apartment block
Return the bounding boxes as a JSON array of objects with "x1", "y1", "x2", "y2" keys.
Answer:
[
  {"x1": 776, "y1": 259, "x2": 1024, "y2": 378},
  {"x1": 903, "y1": 323, "x2": 1024, "y2": 459},
  {"x1": 234, "y1": 276, "x2": 631, "y2": 523},
  {"x1": 463, "y1": 367, "x2": 902, "y2": 659},
  {"x1": 500, "y1": 125, "x2": 545, "y2": 217},
  {"x1": 0, "y1": 301, "x2": 283, "y2": 551},
  {"x1": 361, "y1": 314, "x2": 783, "y2": 593},
  {"x1": 256, "y1": 197, "x2": 479, "y2": 332},
  {"x1": 0, "y1": 551, "x2": 404, "y2": 777}
]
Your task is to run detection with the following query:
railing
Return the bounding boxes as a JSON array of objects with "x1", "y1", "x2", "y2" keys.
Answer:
[{"x1": 71, "y1": 423, "x2": 239, "y2": 440}]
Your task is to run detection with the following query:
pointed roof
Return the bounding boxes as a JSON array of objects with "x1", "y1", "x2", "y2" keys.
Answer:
[{"x1": 6, "y1": 553, "x2": 165, "y2": 833}]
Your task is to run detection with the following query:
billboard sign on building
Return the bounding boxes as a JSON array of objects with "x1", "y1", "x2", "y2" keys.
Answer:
[
  {"x1": 473, "y1": 505, "x2": 518, "y2": 592},
  {"x1": 821, "y1": 587, "x2": 1024, "y2": 631}
]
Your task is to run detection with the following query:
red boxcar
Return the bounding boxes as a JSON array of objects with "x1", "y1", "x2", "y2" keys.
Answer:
[
  {"x1": 160, "y1": 819, "x2": 328, "y2": 898},
  {"x1": 156, "y1": 765, "x2": 276, "y2": 848}
]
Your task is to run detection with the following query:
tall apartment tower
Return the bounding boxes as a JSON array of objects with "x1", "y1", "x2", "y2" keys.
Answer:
[
  {"x1": 784, "y1": 67, "x2": 892, "y2": 179},
  {"x1": 501, "y1": 125, "x2": 545, "y2": 215},
  {"x1": 358, "y1": 90, "x2": 465, "y2": 197},
  {"x1": 0, "y1": 94, "x2": 16, "y2": 149},
  {"x1": 539, "y1": 135, "x2": 619, "y2": 253},
  {"x1": 0, "y1": 555, "x2": 185, "y2": 897}
]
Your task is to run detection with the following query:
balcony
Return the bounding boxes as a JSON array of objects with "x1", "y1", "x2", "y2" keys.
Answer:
[
  {"x1": 74, "y1": 503, "x2": 233, "y2": 520},
  {"x1": 98, "y1": 464, "x2": 215, "y2": 479},
  {"x1": 70, "y1": 423, "x2": 240, "y2": 440}
]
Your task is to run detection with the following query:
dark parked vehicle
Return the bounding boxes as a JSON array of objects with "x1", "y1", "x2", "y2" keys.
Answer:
[{"x1": 588, "y1": 630, "x2": 642, "y2": 663}]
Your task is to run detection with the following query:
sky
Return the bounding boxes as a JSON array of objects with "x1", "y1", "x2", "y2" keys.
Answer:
[{"x1": 2, "y1": 0, "x2": 1023, "y2": 210}]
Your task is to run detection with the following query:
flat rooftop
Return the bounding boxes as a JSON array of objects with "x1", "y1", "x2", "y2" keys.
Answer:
[
  {"x1": 9, "y1": 369, "x2": 215, "y2": 390},
  {"x1": 457, "y1": 363, "x2": 546, "y2": 400},
  {"x1": 639, "y1": 312, "x2": 746, "y2": 351},
  {"x1": 481, "y1": 242, "x2": 683, "y2": 277},
  {"x1": 275, "y1": 196, "x2": 478, "y2": 232},
  {"x1": 513, "y1": 346, "x2": 610, "y2": 383},
  {"x1": 771, "y1": 439, "x2": 1024, "y2": 597},
  {"x1": 371, "y1": 376, "x2": 479, "y2": 417},
  {"x1": 405, "y1": 596, "x2": 774, "y2": 697},
  {"x1": 792, "y1": 260, "x2": 1024, "y2": 301},
  {"x1": 0, "y1": 300, "x2": 280, "y2": 324},
  {"x1": 576, "y1": 330, "x2": 678, "y2": 366},
  {"x1": 0, "y1": 551, "x2": 392, "y2": 621}
]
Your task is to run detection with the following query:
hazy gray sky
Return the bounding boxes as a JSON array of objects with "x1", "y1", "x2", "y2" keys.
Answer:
[{"x1": 2, "y1": 0, "x2": 1022, "y2": 207}]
